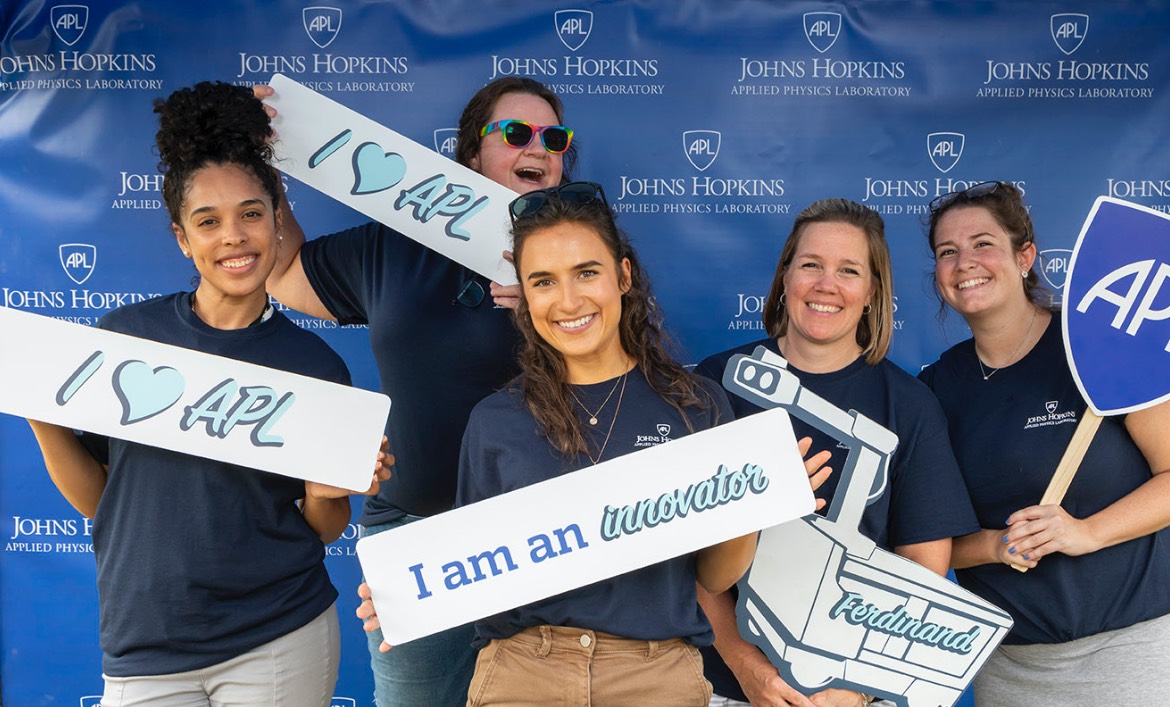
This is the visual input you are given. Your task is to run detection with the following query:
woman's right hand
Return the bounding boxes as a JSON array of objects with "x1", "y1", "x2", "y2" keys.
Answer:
[
  {"x1": 356, "y1": 582, "x2": 393, "y2": 652},
  {"x1": 798, "y1": 436, "x2": 833, "y2": 511}
]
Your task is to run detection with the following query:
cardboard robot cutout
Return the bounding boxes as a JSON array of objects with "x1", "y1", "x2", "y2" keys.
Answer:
[{"x1": 723, "y1": 346, "x2": 1013, "y2": 707}]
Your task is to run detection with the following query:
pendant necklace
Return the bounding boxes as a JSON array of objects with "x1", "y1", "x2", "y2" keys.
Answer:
[
  {"x1": 583, "y1": 371, "x2": 628, "y2": 465},
  {"x1": 978, "y1": 306, "x2": 1037, "y2": 381},
  {"x1": 570, "y1": 371, "x2": 624, "y2": 426}
]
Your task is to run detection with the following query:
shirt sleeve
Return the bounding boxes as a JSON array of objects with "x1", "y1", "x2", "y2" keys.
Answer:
[
  {"x1": 885, "y1": 388, "x2": 980, "y2": 547},
  {"x1": 298, "y1": 222, "x2": 384, "y2": 326}
]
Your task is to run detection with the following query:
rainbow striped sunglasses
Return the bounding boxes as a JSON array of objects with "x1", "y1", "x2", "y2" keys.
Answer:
[{"x1": 480, "y1": 120, "x2": 574, "y2": 154}]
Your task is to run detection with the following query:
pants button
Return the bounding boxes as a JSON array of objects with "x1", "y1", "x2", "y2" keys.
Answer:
[{"x1": 580, "y1": 634, "x2": 592, "y2": 647}]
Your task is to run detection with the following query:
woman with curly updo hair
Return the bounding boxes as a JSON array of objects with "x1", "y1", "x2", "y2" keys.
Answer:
[{"x1": 24, "y1": 81, "x2": 386, "y2": 706}]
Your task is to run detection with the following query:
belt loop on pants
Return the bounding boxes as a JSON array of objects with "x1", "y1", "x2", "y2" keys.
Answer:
[
  {"x1": 645, "y1": 639, "x2": 660, "y2": 661},
  {"x1": 536, "y1": 625, "x2": 553, "y2": 658}
]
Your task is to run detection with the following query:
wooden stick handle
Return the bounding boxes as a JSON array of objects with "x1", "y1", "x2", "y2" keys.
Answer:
[{"x1": 1012, "y1": 408, "x2": 1103, "y2": 573}]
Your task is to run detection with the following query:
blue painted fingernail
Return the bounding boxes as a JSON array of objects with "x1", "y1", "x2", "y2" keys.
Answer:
[
  {"x1": 1004, "y1": 518, "x2": 1012, "y2": 526},
  {"x1": 1002, "y1": 535, "x2": 1009, "y2": 543},
  {"x1": 1023, "y1": 554, "x2": 1030, "y2": 560},
  {"x1": 1008, "y1": 547, "x2": 1016, "y2": 554}
]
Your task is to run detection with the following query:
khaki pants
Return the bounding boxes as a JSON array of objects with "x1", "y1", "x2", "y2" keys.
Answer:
[{"x1": 467, "y1": 625, "x2": 712, "y2": 706}]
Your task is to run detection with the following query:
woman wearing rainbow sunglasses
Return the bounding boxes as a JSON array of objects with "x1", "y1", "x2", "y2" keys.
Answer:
[{"x1": 252, "y1": 77, "x2": 577, "y2": 706}]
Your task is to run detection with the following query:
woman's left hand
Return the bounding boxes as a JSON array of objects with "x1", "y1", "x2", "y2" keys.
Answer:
[
  {"x1": 810, "y1": 688, "x2": 868, "y2": 707},
  {"x1": 357, "y1": 581, "x2": 393, "y2": 652},
  {"x1": 1004, "y1": 504, "x2": 1100, "y2": 561},
  {"x1": 306, "y1": 436, "x2": 393, "y2": 498}
]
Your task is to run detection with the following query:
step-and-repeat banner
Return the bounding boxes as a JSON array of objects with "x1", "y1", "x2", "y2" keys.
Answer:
[{"x1": 2, "y1": 1, "x2": 1167, "y2": 703}]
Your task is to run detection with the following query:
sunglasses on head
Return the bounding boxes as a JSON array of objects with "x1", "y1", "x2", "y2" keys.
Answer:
[
  {"x1": 480, "y1": 120, "x2": 574, "y2": 154},
  {"x1": 928, "y1": 180, "x2": 1003, "y2": 213},
  {"x1": 508, "y1": 181, "x2": 609, "y2": 224}
]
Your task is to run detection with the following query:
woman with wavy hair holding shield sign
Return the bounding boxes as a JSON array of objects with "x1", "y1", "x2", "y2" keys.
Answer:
[{"x1": 919, "y1": 181, "x2": 1170, "y2": 703}]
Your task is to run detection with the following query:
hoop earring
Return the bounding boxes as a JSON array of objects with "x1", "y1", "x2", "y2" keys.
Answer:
[
  {"x1": 863, "y1": 303, "x2": 872, "y2": 314},
  {"x1": 778, "y1": 293, "x2": 786, "y2": 306}
]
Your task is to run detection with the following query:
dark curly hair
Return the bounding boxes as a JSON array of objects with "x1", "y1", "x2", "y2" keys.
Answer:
[
  {"x1": 455, "y1": 77, "x2": 577, "y2": 182},
  {"x1": 510, "y1": 196, "x2": 715, "y2": 457},
  {"x1": 153, "y1": 81, "x2": 279, "y2": 227}
]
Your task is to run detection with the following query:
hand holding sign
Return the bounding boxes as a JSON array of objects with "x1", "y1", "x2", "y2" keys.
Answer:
[
  {"x1": 264, "y1": 74, "x2": 519, "y2": 285},
  {"x1": 1005, "y1": 197, "x2": 1170, "y2": 571}
]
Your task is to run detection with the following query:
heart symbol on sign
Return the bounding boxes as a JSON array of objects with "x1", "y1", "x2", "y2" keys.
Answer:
[
  {"x1": 112, "y1": 360, "x2": 185, "y2": 425},
  {"x1": 351, "y1": 141, "x2": 407, "y2": 195}
]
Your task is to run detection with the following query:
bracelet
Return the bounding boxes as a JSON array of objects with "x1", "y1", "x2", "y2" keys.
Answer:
[{"x1": 860, "y1": 694, "x2": 875, "y2": 707}]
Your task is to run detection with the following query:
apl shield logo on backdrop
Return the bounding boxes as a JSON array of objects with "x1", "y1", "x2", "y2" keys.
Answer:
[
  {"x1": 433, "y1": 128, "x2": 458, "y2": 159},
  {"x1": 803, "y1": 12, "x2": 841, "y2": 53},
  {"x1": 331, "y1": 698, "x2": 357, "y2": 707},
  {"x1": 60, "y1": 243, "x2": 96, "y2": 285},
  {"x1": 1050, "y1": 13, "x2": 1088, "y2": 55},
  {"x1": 1065, "y1": 197, "x2": 1170, "y2": 415},
  {"x1": 683, "y1": 130, "x2": 720, "y2": 172},
  {"x1": 927, "y1": 132, "x2": 965, "y2": 174},
  {"x1": 1040, "y1": 248, "x2": 1073, "y2": 291},
  {"x1": 80, "y1": 698, "x2": 102, "y2": 707},
  {"x1": 50, "y1": 4, "x2": 88, "y2": 46},
  {"x1": 304, "y1": 6, "x2": 342, "y2": 49},
  {"x1": 555, "y1": 10, "x2": 593, "y2": 51}
]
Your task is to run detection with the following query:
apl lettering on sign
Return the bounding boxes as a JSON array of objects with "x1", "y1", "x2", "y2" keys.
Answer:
[{"x1": 1065, "y1": 197, "x2": 1170, "y2": 414}]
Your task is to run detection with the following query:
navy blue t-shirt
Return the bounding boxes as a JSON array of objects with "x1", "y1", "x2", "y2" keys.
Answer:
[
  {"x1": 300, "y1": 222, "x2": 521, "y2": 523},
  {"x1": 457, "y1": 367, "x2": 733, "y2": 649},
  {"x1": 695, "y1": 337, "x2": 979, "y2": 700},
  {"x1": 87, "y1": 292, "x2": 346, "y2": 676},
  {"x1": 920, "y1": 316, "x2": 1170, "y2": 644}
]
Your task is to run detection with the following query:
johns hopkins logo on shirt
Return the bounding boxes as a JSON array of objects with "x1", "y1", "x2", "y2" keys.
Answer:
[
  {"x1": 635, "y1": 424, "x2": 673, "y2": 448},
  {"x1": 1039, "y1": 248, "x2": 1072, "y2": 291},
  {"x1": 555, "y1": 10, "x2": 593, "y2": 51},
  {"x1": 1050, "y1": 13, "x2": 1088, "y2": 55},
  {"x1": 304, "y1": 6, "x2": 342, "y2": 49},
  {"x1": 433, "y1": 128, "x2": 458, "y2": 159},
  {"x1": 927, "y1": 132, "x2": 965, "y2": 174},
  {"x1": 683, "y1": 130, "x2": 720, "y2": 172},
  {"x1": 50, "y1": 4, "x2": 88, "y2": 46},
  {"x1": 59, "y1": 244, "x2": 96, "y2": 285},
  {"x1": 803, "y1": 12, "x2": 841, "y2": 53},
  {"x1": 1024, "y1": 400, "x2": 1076, "y2": 429}
]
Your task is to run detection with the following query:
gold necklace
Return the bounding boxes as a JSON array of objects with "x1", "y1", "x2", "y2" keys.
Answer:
[
  {"x1": 978, "y1": 306, "x2": 1037, "y2": 380},
  {"x1": 569, "y1": 372, "x2": 624, "y2": 426},
  {"x1": 584, "y1": 371, "x2": 628, "y2": 465}
]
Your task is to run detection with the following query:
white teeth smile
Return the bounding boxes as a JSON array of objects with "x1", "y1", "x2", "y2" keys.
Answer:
[
  {"x1": 516, "y1": 168, "x2": 543, "y2": 180},
  {"x1": 558, "y1": 314, "x2": 594, "y2": 329},
  {"x1": 220, "y1": 255, "x2": 256, "y2": 270},
  {"x1": 807, "y1": 302, "x2": 842, "y2": 313},
  {"x1": 957, "y1": 277, "x2": 989, "y2": 290}
]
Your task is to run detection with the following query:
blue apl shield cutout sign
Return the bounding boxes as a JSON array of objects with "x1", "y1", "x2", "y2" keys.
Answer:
[{"x1": 1064, "y1": 197, "x2": 1170, "y2": 415}]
